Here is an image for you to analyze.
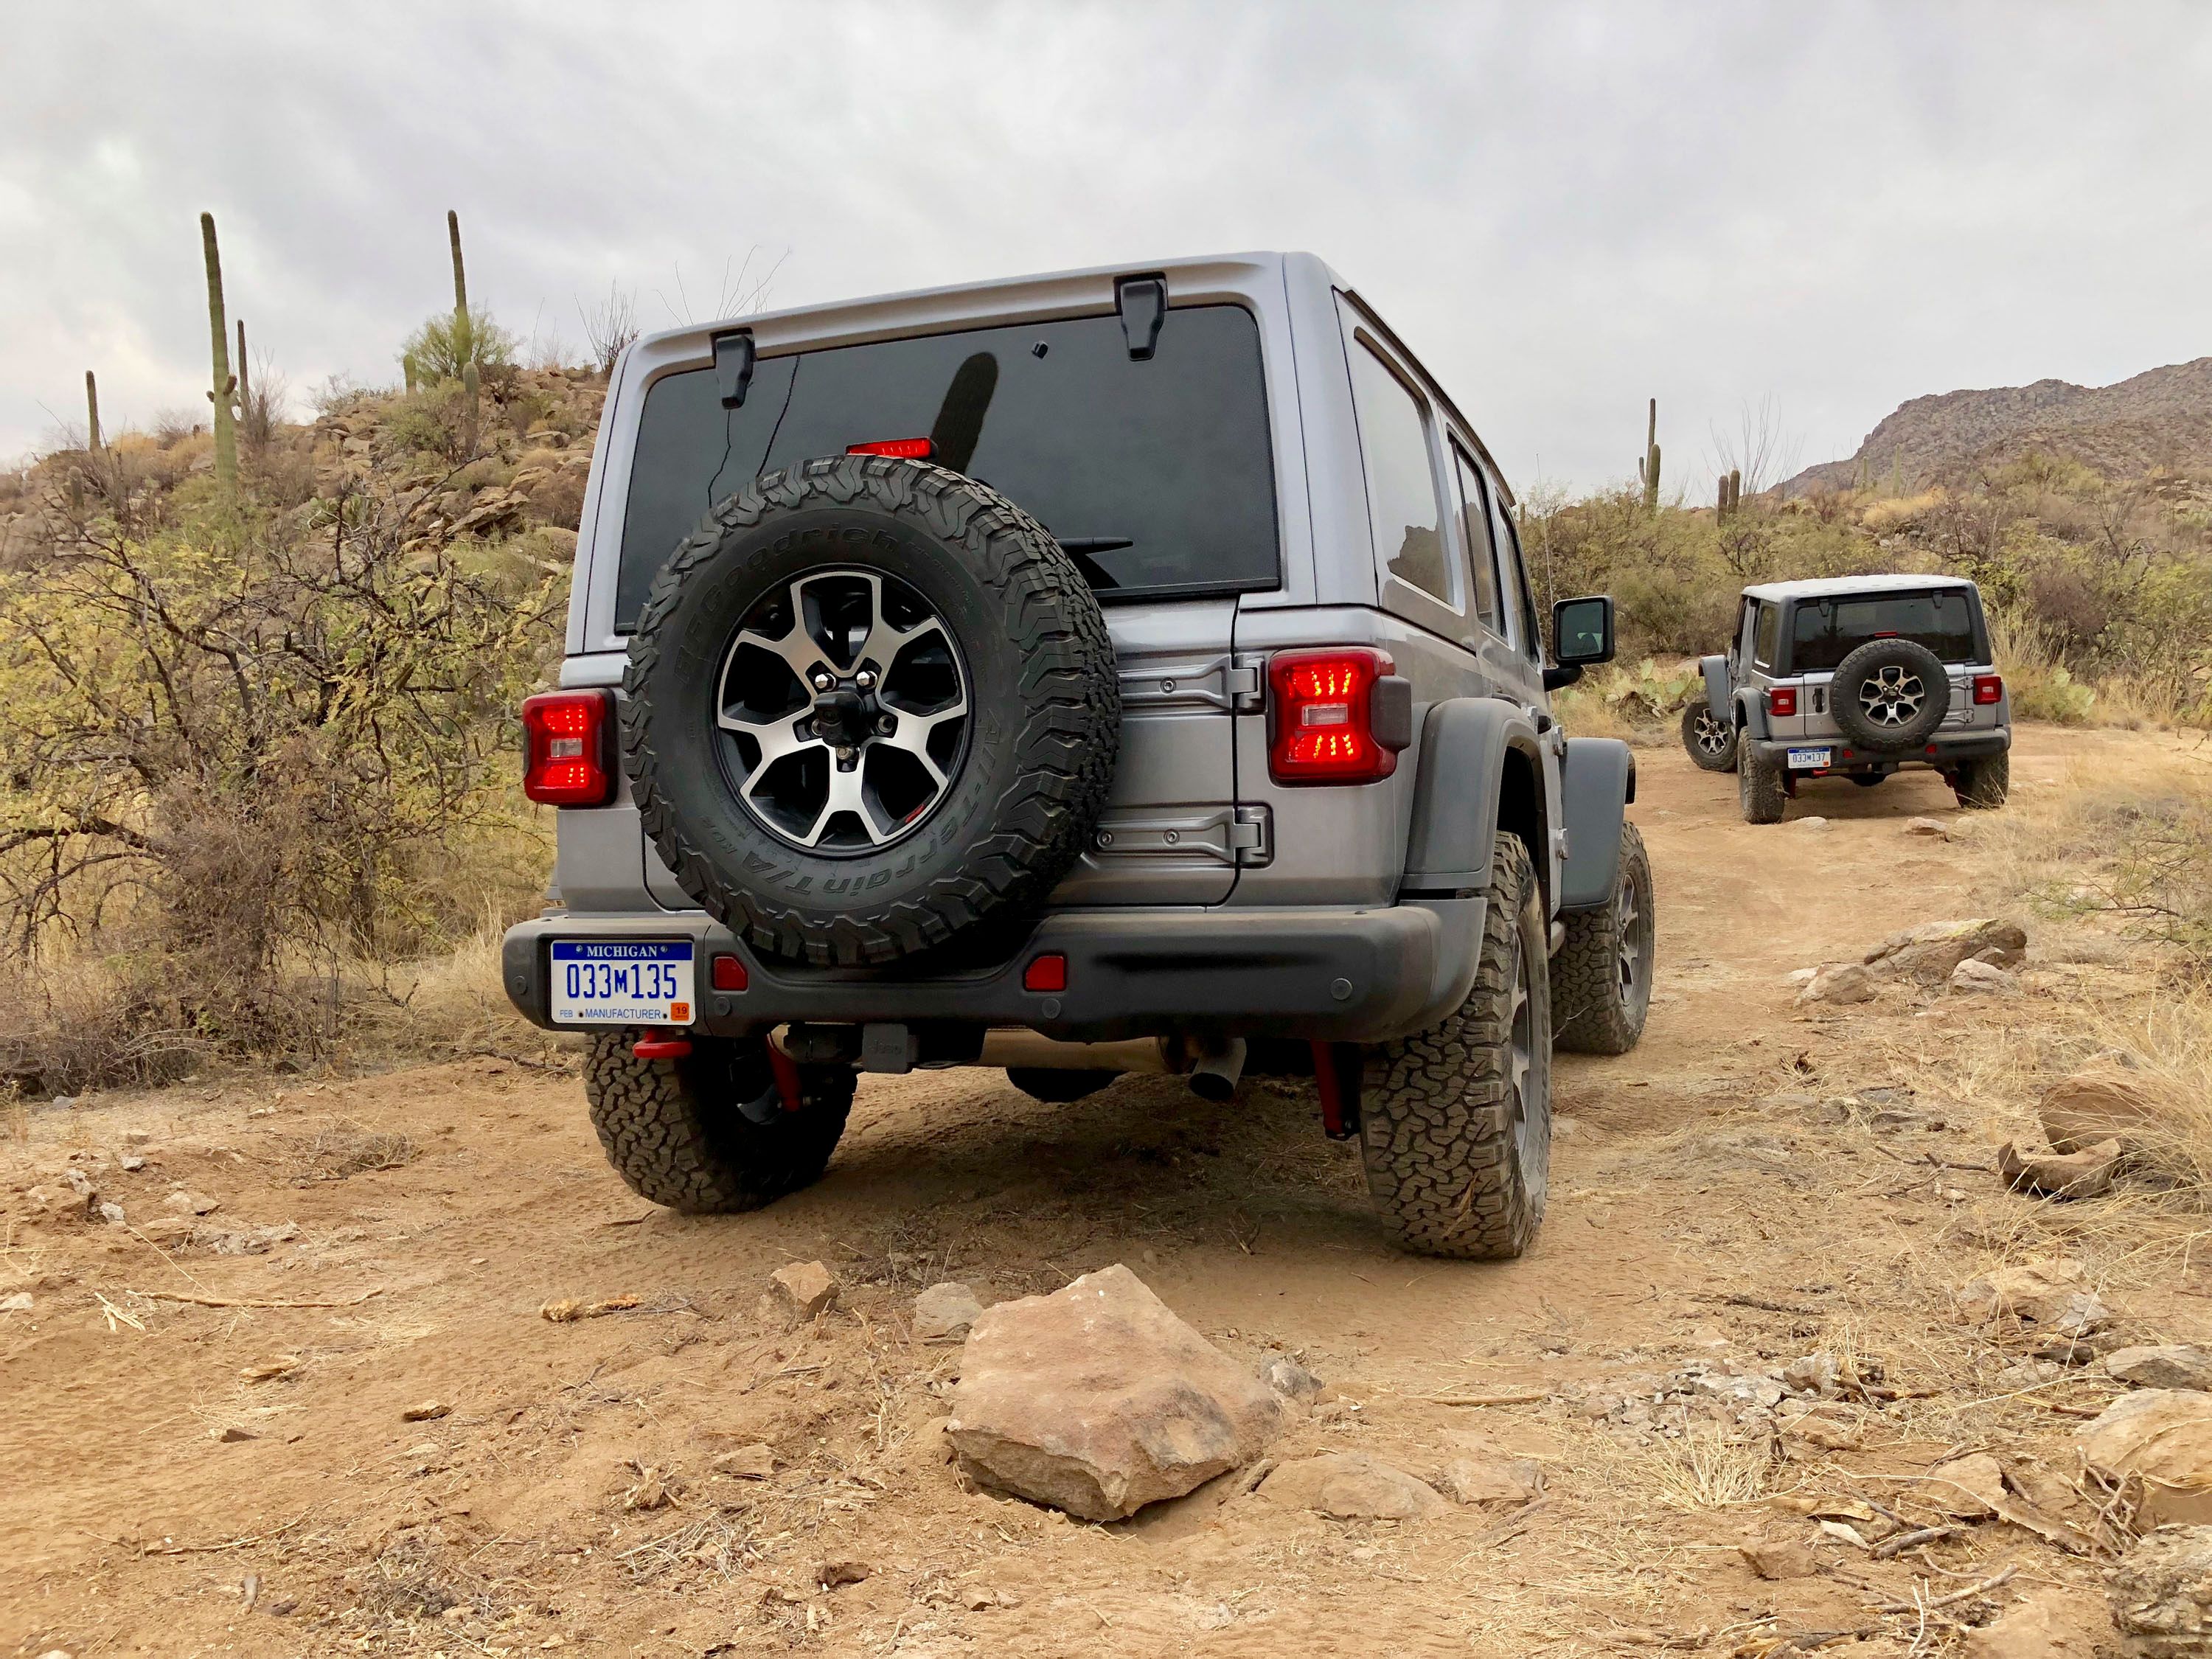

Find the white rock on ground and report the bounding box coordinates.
[1436,1453,1541,1506]
[945,1264,1282,1520]
[1792,816,1831,832]
[1951,957,2023,996]
[1795,962,1876,1006]
[2079,1391,2212,1526]
[2108,1346,2212,1393]
[770,1260,838,1323]
[2110,1526,2212,1655]
[1863,918,2027,984]
[1904,816,1952,839]
[1259,1354,1324,1401]
[1258,1453,1447,1520]
[913,1281,985,1342]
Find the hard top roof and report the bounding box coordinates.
[1743,573,1979,603]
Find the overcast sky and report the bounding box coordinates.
[7,2,2209,493]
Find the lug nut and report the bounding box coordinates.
[855,669,876,689]
[876,715,896,734]
[837,745,856,762]
[812,671,833,691]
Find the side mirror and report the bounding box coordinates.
[1544,595,1615,691]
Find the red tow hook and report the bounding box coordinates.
[1312,1040,1360,1140]
[631,1032,692,1060]
[766,1040,804,1113]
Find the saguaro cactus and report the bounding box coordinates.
[235,319,251,414]
[1717,468,1742,518]
[1638,397,1661,512]
[448,209,479,441]
[201,212,238,501]
[85,370,102,454]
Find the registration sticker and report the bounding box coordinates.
[1785,747,1832,771]
[549,940,696,1026]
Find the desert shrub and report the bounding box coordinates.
[382,382,479,460]
[401,306,518,383]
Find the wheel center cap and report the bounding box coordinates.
[811,684,873,746]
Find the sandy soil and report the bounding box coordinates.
[3,726,2196,1658]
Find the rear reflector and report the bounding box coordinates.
[1973,674,2003,706]
[632,1034,692,1060]
[1766,686,1798,719]
[846,437,933,459]
[1267,649,1399,784]
[522,689,616,807]
[1023,954,1068,993]
[710,953,748,992]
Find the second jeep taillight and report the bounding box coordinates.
[1766,686,1798,719]
[1267,649,1407,785]
[1973,674,2004,706]
[522,689,616,807]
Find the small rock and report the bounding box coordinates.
[1783,1352,1840,1396]
[712,1442,776,1480]
[211,1425,260,1443]
[2110,1525,2212,1654]
[770,1260,838,1324]
[1784,967,1819,986]
[122,1130,151,1145]
[1259,1354,1324,1402]
[0,1291,32,1313]
[1960,1589,2098,1659]
[1865,918,2028,984]
[1738,1537,1818,1580]
[1436,1454,1541,1506]
[1999,1138,2121,1199]
[97,1202,125,1226]
[2041,1069,2163,1157]
[945,1264,1282,1520]
[1951,958,2023,996]
[118,1154,145,1172]
[401,1401,452,1422]
[1904,816,1952,840]
[815,1559,870,1589]
[1955,1259,2113,1332]
[1924,1452,2007,1519]
[135,1217,195,1245]
[2080,1391,2212,1526]
[623,1467,673,1511]
[2109,1346,2212,1393]
[1792,816,1832,832]
[164,1190,219,1217]
[1259,1453,1447,1521]
[912,1281,984,1342]
[65,1168,94,1197]
[1795,962,1876,1007]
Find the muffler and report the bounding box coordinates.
[976,1032,1175,1074]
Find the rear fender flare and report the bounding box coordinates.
[1736,687,1770,740]
[1402,698,1548,907]
[1559,737,1634,911]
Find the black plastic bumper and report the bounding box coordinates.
[502,900,1484,1046]
[1750,726,2009,773]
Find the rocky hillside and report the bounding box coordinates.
[1782,356,2212,495]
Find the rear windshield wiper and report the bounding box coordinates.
[1056,537,1131,591]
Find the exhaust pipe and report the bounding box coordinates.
[1186,1037,1247,1102]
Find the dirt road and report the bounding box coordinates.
[2,726,2185,1656]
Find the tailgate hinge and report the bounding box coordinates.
[1227,657,1265,710]
[1231,805,1273,866]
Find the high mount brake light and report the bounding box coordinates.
[846,437,934,459]
[522,689,616,807]
[1973,674,2004,706]
[1268,649,1398,785]
[1767,686,1798,718]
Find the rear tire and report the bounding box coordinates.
[1953,751,2011,810]
[1005,1068,1117,1103]
[1359,835,1551,1260]
[1739,745,1787,824]
[1680,704,1739,772]
[583,1034,854,1214]
[1551,823,1655,1055]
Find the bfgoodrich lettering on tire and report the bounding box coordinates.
[622,454,1120,967]
[1359,835,1551,1260]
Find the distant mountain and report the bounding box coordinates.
[1779,357,2212,495]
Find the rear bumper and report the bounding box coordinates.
[502,899,1485,1046]
[1750,726,2009,773]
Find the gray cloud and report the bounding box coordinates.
[5,1,2209,491]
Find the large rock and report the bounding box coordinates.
[1258,1453,1447,1521]
[1436,1453,1541,1506]
[1864,918,2027,984]
[2041,1070,2164,1156]
[1955,1259,2115,1335]
[1960,1589,2104,1659]
[2109,1346,2212,1393]
[944,1265,1282,1520]
[1998,1138,2121,1199]
[2110,1526,2212,1656]
[2078,1391,2212,1526]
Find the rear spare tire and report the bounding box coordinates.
[1829,639,1950,752]
[624,456,1120,965]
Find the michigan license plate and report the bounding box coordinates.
[1786,747,1832,771]
[549,940,695,1026]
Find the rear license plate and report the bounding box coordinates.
[549,940,695,1026]
[1786,747,1832,771]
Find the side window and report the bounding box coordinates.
[1450,444,1503,633]
[1753,602,1781,668]
[1485,479,1539,659]
[1345,339,1453,606]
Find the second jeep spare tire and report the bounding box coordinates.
[1829,636,1950,751]
[624,454,1120,966]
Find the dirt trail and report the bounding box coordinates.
[1,726,2189,1657]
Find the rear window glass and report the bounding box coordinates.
[1787,591,1980,671]
[613,305,1279,629]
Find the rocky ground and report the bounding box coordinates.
[5,724,2210,1658]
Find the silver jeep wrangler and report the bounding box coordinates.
[501,252,1650,1259]
[1682,574,2012,821]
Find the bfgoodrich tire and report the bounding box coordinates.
[583,1033,854,1214]
[623,455,1120,966]
[1953,751,2010,810]
[1551,822,1655,1055]
[1739,745,1787,824]
[1830,638,1951,752]
[1359,835,1551,1260]
[1681,703,1739,772]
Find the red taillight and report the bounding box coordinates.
[1023,954,1068,993]
[846,437,933,459]
[522,689,615,807]
[1766,686,1798,719]
[1267,649,1397,785]
[1973,674,2003,706]
[710,953,748,992]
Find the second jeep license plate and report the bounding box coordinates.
[550,940,695,1026]
[1786,747,1832,771]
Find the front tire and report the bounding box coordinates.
[1953,751,2010,809]
[1360,835,1551,1260]
[1551,823,1655,1055]
[1680,704,1739,772]
[584,1034,854,1214]
[1739,746,1787,824]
